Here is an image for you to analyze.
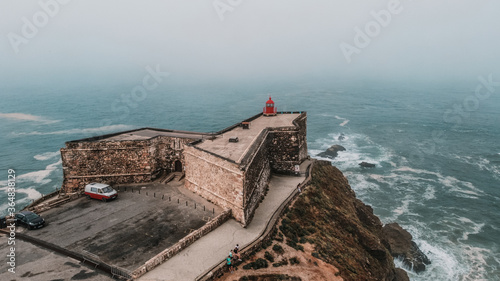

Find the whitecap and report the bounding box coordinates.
[454,154,500,179]
[11,124,135,136]
[423,186,436,200]
[34,151,60,161]
[343,172,381,194]
[334,115,350,127]
[394,166,483,197]
[408,240,465,281]
[394,166,442,178]
[318,113,334,117]
[0,112,60,124]
[455,217,484,242]
[339,120,349,126]
[16,187,43,201]
[17,159,62,184]
[460,246,490,281]
[384,197,412,221]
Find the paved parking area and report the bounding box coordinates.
[23,180,222,271]
[0,236,114,281]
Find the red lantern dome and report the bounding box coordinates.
[263,97,277,116]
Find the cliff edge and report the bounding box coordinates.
[218,161,412,281]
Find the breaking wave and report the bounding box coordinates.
[311,130,498,281]
[17,159,62,185]
[335,115,350,126]
[34,151,60,161]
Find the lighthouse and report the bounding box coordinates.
[263,97,277,116]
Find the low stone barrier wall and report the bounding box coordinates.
[0,229,132,280]
[22,189,82,214]
[196,160,315,281]
[131,209,232,279]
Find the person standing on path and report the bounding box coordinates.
[234,244,242,261]
[226,255,234,273]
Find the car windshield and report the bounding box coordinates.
[102,186,113,193]
[25,213,39,220]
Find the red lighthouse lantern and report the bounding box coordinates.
[263,97,277,116]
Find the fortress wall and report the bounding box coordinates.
[268,128,301,173]
[242,132,272,226]
[183,146,246,223]
[149,136,195,173]
[61,140,153,192]
[61,136,197,192]
[267,112,308,173]
[294,113,308,161]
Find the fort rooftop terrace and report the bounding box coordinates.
[195,113,301,163]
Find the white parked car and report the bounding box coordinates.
[84,183,118,202]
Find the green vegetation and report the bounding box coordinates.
[289,257,300,265]
[264,251,274,262]
[272,244,284,255]
[242,258,268,270]
[274,231,284,242]
[272,257,288,267]
[261,238,273,250]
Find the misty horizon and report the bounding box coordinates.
[1,0,499,88]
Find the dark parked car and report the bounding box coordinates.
[15,211,45,230]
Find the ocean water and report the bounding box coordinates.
[1,78,499,280]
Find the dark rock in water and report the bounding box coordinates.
[394,268,411,281]
[338,133,345,141]
[318,144,346,159]
[359,162,376,168]
[382,223,431,273]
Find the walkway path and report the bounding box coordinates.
[138,172,306,281]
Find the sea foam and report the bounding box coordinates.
[17,159,62,185]
[34,151,60,161]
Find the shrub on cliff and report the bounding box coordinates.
[243,258,268,270]
[264,251,275,262]
[272,244,284,255]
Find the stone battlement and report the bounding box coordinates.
[60,112,307,226]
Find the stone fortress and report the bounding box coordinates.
[60,98,307,226]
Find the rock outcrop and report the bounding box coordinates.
[277,161,409,281]
[318,145,346,159]
[218,161,426,281]
[382,223,431,273]
[359,162,376,168]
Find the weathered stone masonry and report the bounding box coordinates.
[268,113,307,173]
[60,112,307,227]
[60,128,204,192]
[183,112,307,226]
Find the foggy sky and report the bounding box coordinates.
[1,0,499,86]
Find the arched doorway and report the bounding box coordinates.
[174,160,183,172]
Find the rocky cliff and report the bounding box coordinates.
[219,161,420,281]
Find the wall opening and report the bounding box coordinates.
[174,160,183,172]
